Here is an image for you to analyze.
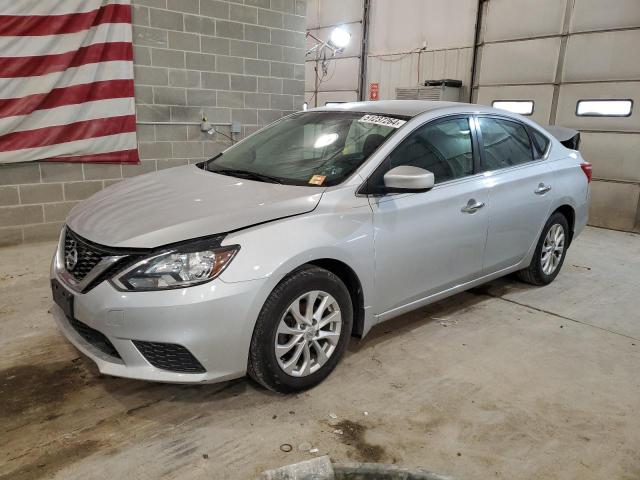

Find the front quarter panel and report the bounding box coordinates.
[219,184,376,331]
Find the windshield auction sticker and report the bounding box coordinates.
[358,114,406,129]
[309,175,326,185]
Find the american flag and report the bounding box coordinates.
[0,0,139,164]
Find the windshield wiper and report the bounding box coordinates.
[198,153,222,171]
[213,168,284,184]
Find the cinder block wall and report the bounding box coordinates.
[0,0,306,246]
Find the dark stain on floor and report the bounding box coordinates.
[0,440,103,480]
[333,420,386,462]
[0,358,93,418]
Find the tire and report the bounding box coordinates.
[517,212,570,286]
[248,265,353,393]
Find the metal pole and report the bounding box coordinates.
[358,0,371,101]
[314,58,319,107]
[469,0,484,103]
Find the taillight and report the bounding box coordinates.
[580,162,592,183]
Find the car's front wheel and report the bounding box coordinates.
[248,265,353,393]
[518,212,570,286]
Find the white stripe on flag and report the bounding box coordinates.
[0,22,132,58]
[0,0,129,16]
[0,98,136,135]
[0,60,133,100]
[0,132,137,164]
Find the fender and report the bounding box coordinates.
[220,184,377,335]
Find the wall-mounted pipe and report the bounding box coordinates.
[469,0,485,103]
[358,0,371,101]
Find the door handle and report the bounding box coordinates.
[461,199,485,214]
[534,183,552,195]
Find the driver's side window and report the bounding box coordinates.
[388,117,474,184]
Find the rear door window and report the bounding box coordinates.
[529,128,550,159]
[477,117,534,171]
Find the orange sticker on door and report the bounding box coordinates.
[309,175,326,185]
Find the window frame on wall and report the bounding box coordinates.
[491,100,535,116]
[575,99,633,118]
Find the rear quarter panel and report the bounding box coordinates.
[547,147,590,238]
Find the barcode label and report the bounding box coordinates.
[358,114,407,129]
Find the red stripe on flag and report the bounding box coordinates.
[0,79,135,119]
[0,115,137,152]
[0,4,131,37]
[0,42,133,78]
[46,148,139,164]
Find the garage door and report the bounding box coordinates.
[473,0,640,232]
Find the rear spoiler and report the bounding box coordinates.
[541,125,580,150]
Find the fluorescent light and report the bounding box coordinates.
[303,102,308,111]
[492,101,534,115]
[314,133,339,148]
[328,27,351,50]
[576,99,632,117]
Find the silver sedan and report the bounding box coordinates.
[50,100,591,392]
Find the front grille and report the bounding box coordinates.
[68,317,121,359]
[64,229,109,282]
[133,341,206,373]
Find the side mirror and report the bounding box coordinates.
[383,166,434,192]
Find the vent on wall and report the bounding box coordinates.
[396,79,462,102]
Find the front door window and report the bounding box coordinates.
[367,117,475,192]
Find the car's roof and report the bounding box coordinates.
[312,100,497,118]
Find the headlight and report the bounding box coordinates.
[111,243,239,291]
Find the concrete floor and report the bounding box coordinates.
[1,226,639,480]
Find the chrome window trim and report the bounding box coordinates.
[368,117,552,200]
[472,157,548,177]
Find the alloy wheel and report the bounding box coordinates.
[274,290,342,377]
[541,223,565,275]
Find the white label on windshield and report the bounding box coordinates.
[358,114,406,129]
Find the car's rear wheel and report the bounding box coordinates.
[248,265,353,393]
[517,212,569,286]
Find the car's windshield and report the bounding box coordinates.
[201,111,406,186]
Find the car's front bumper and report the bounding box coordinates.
[50,262,269,384]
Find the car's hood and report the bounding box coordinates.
[67,165,323,248]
